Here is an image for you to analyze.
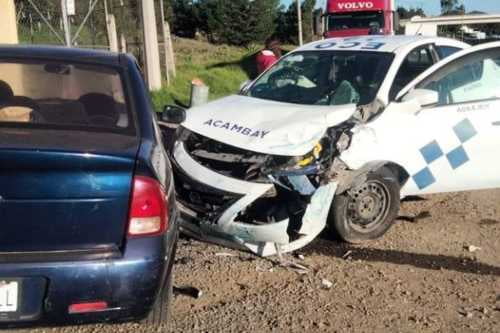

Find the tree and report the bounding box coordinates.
[196,0,280,46]
[251,0,280,42]
[202,0,251,45]
[171,0,199,38]
[440,0,466,36]
[397,6,425,20]
[301,0,316,43]
[274,1,317,45]
[441,0,465,16]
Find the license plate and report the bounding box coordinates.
[0,281,18,313]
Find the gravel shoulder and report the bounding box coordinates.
[11,190,500,333]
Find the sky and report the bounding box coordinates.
[281,0,500,16]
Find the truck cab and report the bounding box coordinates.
[325,0,397,37]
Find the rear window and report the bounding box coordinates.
[0,60,133,133]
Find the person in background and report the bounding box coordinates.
[368,22,382,35]
[256,37,282,74]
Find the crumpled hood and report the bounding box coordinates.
[181,95,356,156]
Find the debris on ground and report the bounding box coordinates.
[175,257,194,265]
[294,253,306,261]
[174,286,203,299]
[239,256,257,262]
[281,261,310,275]
[479,219,500,226]
[478,307,488,315]
[401,195,427,202]
[256,264,274,273]
[398,211,432,223]
[342,250,353,260]
[458,309,474,318]
[321,279,334,289]
[464,245,482,253]
[215,252,237,257]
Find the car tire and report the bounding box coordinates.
[329,167,400,243]
[142,269,173,326]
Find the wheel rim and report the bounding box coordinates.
[345,179,391,233]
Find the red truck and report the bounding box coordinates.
[325,0,398,37]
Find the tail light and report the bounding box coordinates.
[69,301,108,314]
[128,176,169,237]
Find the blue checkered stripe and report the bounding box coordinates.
[412,118,478,190]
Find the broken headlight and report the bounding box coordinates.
[336,132,351,152]
[263,142,323,177]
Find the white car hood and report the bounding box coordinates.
[181,95,356,156]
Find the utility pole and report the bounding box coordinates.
[159,0,170,84]
[141,0,162,91]
[297,0,303,46]
[0,0,18,44]
[104,0,119,52]
[61,0,71,46]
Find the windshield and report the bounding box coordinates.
[247,51,394,106]
[328,11,385,31]
[0,60,133,133]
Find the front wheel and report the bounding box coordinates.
[329,167,400,243]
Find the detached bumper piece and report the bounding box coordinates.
[173,141,337,256]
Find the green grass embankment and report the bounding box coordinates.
[152,38,258,111]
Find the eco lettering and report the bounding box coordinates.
[338,2,374,10]
[203,119,271,139]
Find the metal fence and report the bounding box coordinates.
[15,0,174,85]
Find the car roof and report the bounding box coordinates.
[0,44,122,66]
[295,35,469,54]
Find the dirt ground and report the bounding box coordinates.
[15,189,500,333]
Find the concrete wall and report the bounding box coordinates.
[0,0,19,44]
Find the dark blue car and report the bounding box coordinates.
[0,45,178,327]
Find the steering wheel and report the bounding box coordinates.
[268,67,301,88]
[0,96,44,123]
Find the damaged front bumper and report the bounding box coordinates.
[172,141,337,257]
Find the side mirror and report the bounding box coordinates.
[239,80,252,93]
[402,89,439,108]
[161,105,186,124]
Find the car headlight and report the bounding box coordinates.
[264,142,323,176]
[296,142,323,167]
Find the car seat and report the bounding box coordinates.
[79,93,119,127]
[0,80,14,103]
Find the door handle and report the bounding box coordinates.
[493,121,500,126]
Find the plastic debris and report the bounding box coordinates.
[174,286,203,299]
[215,252,237,257]
[342,250,353,259]
[465,245,481,253]
[321,279,333,289]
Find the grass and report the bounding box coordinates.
[151,38,260,112]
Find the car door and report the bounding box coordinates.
[400,44,500,194]
[342,42,500,196]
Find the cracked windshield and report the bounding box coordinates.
[248,51,394,106]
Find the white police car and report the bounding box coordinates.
[167,36,500,256]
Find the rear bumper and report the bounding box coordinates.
[0,214,179,328]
